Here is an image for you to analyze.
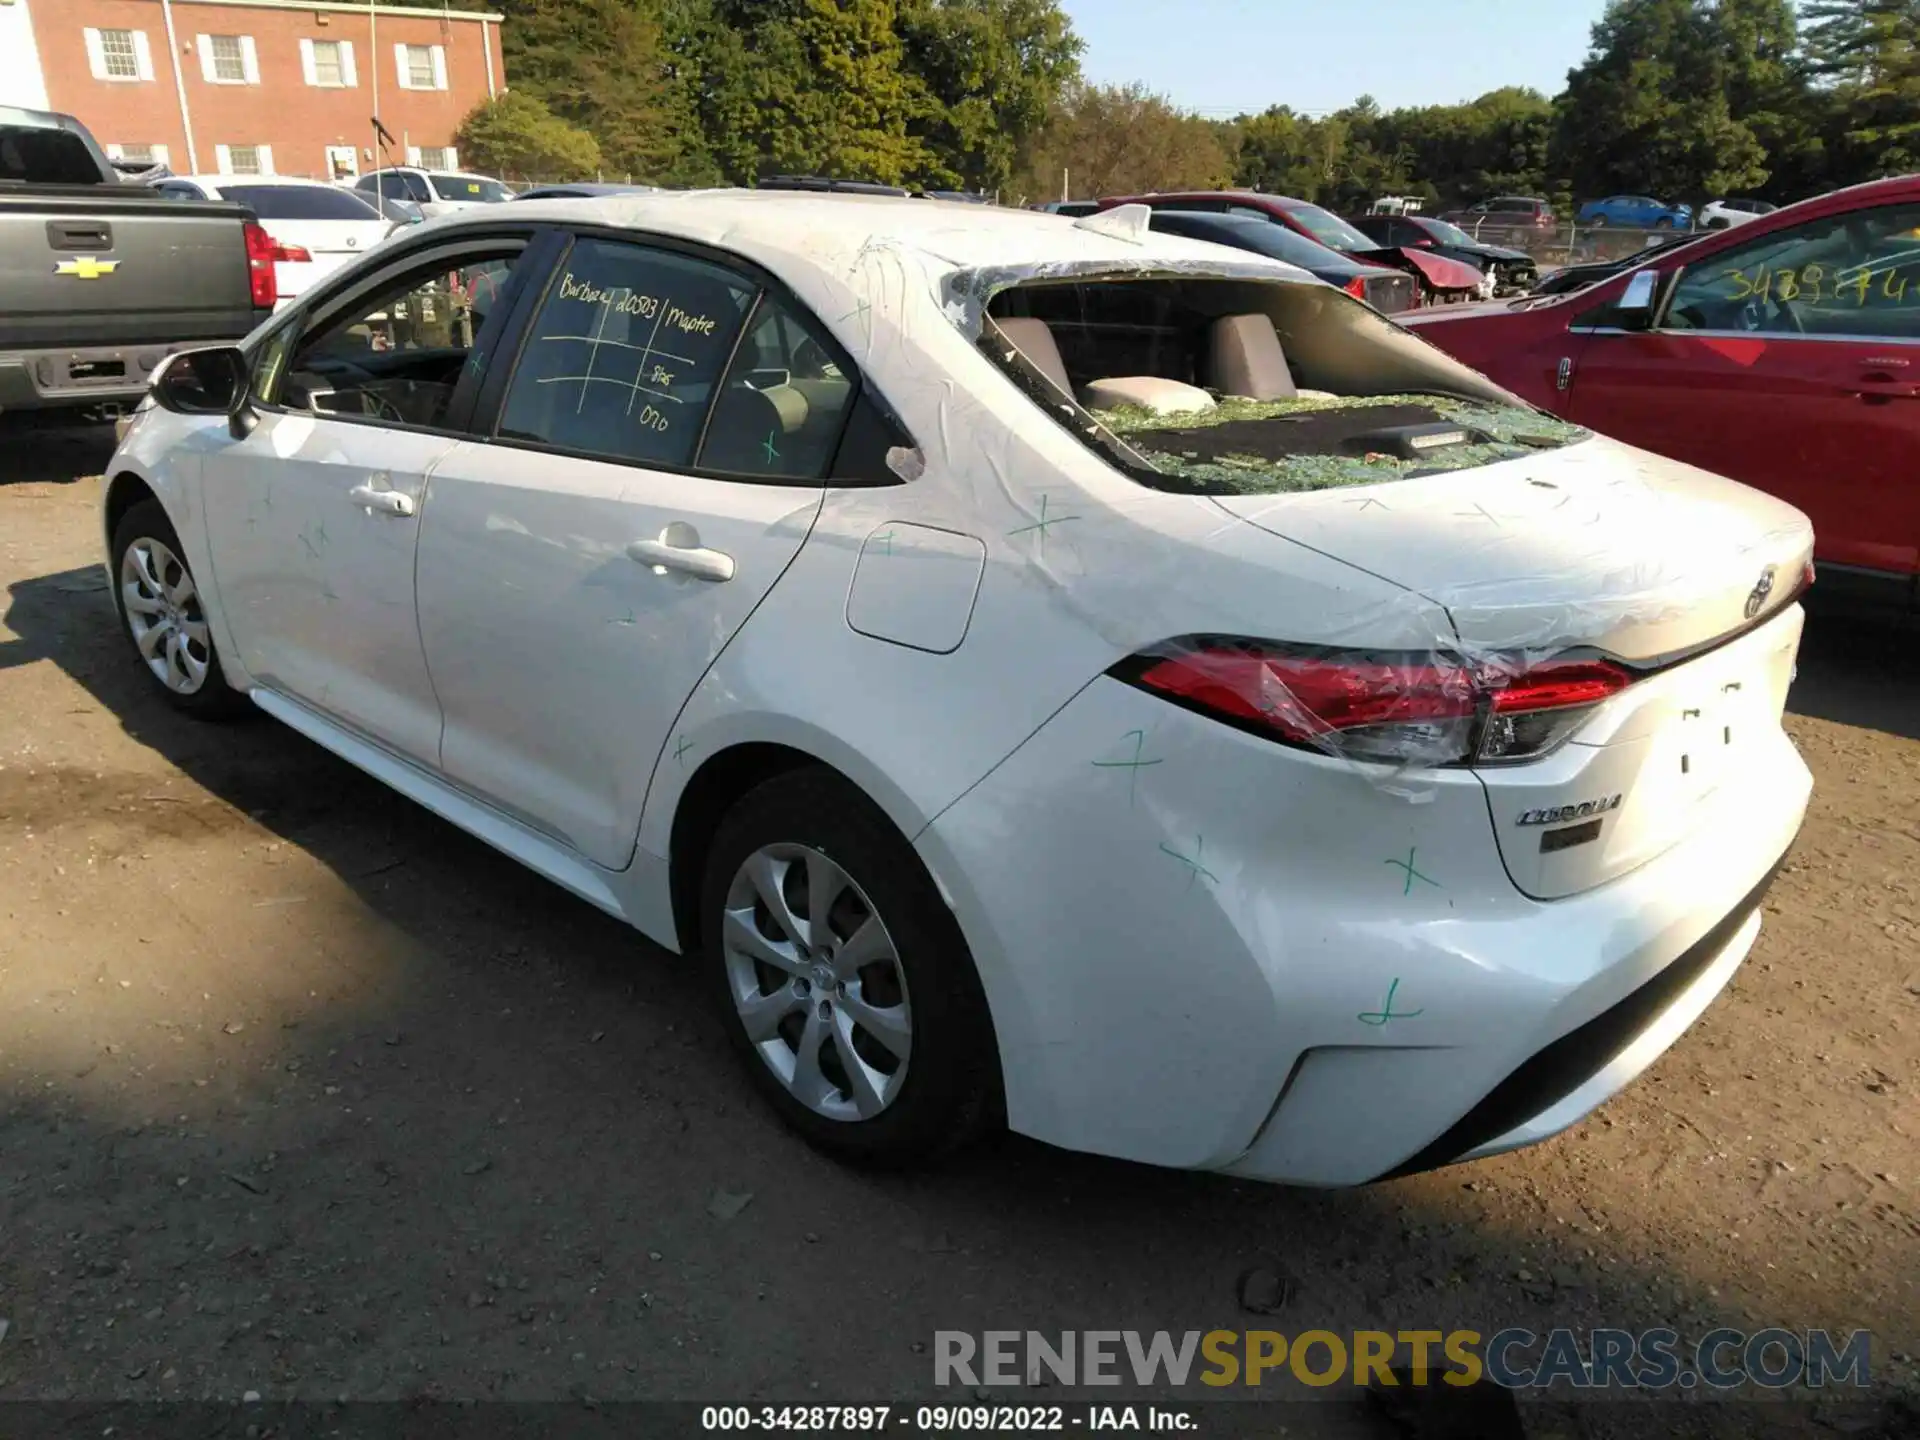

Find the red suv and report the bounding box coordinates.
[1405,175,1920,601]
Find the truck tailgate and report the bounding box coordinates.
[0,187,262,350]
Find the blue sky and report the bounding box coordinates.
[1067,0,1611,116]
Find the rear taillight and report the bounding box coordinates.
[1121,641,1634,767]
[242,220,279,309]
[1343,276,1370,302]
[273,241,313,263]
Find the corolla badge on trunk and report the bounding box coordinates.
[1517,795,1623,826]
[1744,565,1777,620]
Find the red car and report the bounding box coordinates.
[1099,191,1486,303]
[1405,174,1920,599]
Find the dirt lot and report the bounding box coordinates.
[1,425,1916,1435]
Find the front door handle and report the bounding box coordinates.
[348,483,416,517]
[627,531,735,582]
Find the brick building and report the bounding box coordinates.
[0,0,505,180]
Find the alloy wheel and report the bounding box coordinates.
[121,537,211,695]
[721,842,912,1122]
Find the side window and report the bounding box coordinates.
[268,249,521,429]
[404,173,433,204]
[697,292,856,479]
[497,237,755,468]
[1665,202,1920,339]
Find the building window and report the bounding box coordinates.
[216,144,273,176]
[100,29,139,78]
[84,27,154,82]
[396,43,446,90]
[210,36,246,82]
[313,40,344,85]
[302,38,357,88]
[198,34,260,85]
[106,144,171,169]
[417,146,457,171]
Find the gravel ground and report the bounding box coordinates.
[1,425,1915,1437]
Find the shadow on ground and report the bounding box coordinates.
[0,551,1912,1437]
[0,419,118,487]
[1790,598,1920,743]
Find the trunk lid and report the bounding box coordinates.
[1211,435,1811,664]
[1214,436,1813,899]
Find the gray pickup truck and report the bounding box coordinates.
[0,106,269,419]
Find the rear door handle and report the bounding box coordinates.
[627,534,735,582]
[1857,371,1920,401]
[347,482,416,517]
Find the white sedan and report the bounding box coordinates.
[153,175,395,308]
[99,194,1813,1183]
[1699,198,1780,230]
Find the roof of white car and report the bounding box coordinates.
[169,174,341,188]
[438,189,1309,283]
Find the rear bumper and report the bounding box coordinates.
[918,668,1811,1187]
[1,342,191,413]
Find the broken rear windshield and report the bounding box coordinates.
[977,272,1590,496]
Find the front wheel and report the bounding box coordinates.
[701,767,999,1165]
[110,497,250,719]
[1655,217,1675,230]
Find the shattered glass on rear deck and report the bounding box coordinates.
[1091,394,1593,496]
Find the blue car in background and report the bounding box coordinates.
[1577,194,1693,229]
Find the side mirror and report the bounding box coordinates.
[1616,269,1659,328]
[150,345,255,435]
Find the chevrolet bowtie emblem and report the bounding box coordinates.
[55,256,120,279]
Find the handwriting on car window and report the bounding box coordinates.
[1721,261,1917,306]
[530,269,728,436]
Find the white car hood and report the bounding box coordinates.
[1210,436,1814,662]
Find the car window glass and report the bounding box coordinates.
[404,173,433,204]
[0,124,103,183]
[697,292,855,479]
[497,237,756,469]
[271,251,520,428]
[429,173,511,203]
[1666,202,1920,339]
[218,184,382,221]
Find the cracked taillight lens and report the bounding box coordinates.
[1121,642,1633,767]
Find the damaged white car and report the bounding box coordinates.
[101,195,1812,1183]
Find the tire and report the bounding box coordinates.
[700,766,999,1166]
[1655,217,1674,230]
[110,497,250,720]
[1589,215,1608,228]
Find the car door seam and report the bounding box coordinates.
[627,485,831,867]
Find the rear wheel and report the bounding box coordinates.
[110,497,249,719]
[1589,215,1608,228]
[700,767,998,1165]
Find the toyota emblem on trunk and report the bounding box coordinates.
[1745,566,1777,620]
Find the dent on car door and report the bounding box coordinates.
[198,238,533,759]
[413,234,852,868]
[1567,201,1920,575]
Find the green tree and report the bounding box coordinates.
[497,0,701,182]
[454,92,602,181]
[1803,1,1920,178]
[900,0,1083,194]
[1014,82,1233,200]
[710,0,943,186]
[1553,0,1768,204]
